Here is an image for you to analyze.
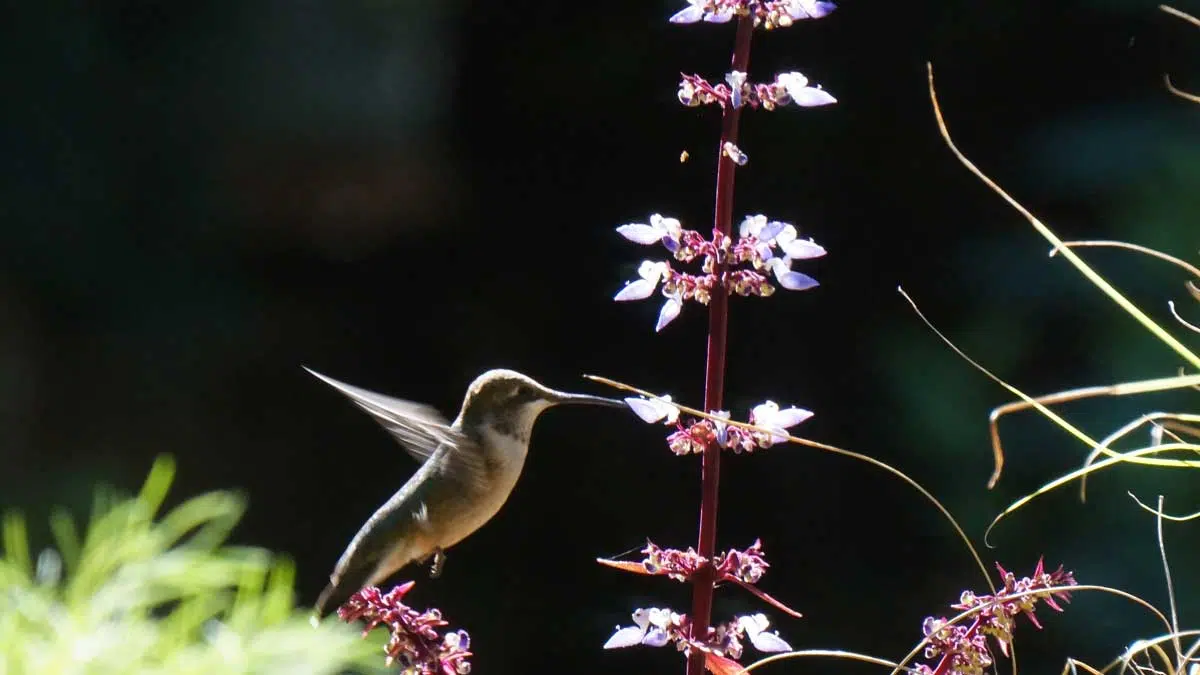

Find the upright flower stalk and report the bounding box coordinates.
[606,1,837,673]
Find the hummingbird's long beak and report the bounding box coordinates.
[545,389,626,408]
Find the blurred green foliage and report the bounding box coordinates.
[0,456,383,675]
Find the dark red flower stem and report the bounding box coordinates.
[685,14,755,675]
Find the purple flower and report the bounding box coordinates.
[337,583,472,674]
[604,608,685,649]
[776,71,837,107]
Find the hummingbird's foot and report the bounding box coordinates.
[429,548,446,579]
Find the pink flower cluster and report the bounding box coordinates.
[338,582,472,675]
[635,539,769,584]
[599,539,802,619]
[915,559,1076,675]
[615,214,825,332]
[669,0,836,29]
[679,71,836,110]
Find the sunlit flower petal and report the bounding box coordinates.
[669,1,705,23]
[774,224,798,247]
[656,296,682,332]
[749,630,792,653]
[739,214,768,238]
[781,238,826,259]
[757,220,786,243]
[617,223,665,245]
[649,214,683,240]
[737,613,771,635]
[772,407,814,428]
[776,72,809,91]
[648,608,672,628]
[614,279,657,301]
[624,395,680,424]
[791,87,837,107]
[787,0,836,19]
[638,260,668,281]
[604,626,648,649]
[776,269,819,291]
[768,257,819,291]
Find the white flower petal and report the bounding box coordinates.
[774,224,798,247]
[738,613,771,636]
[749,630,792,653]
[781,238,826,259]
[776,269,819,291]
[614,278,657,301]
[633,608,652,630]
[604,626,648,649]
[637,260,668,281]
[750,401,780,424]
[772,407,814,428]
[789,0,836,19]
[791,87,837,107]
[617,223,666,245]
[777,72,809,90]
[739,214,767,238]
[655,297,682,332]
[662,404,680,425]
[669,3,705,23]
[625,397,666,423]
[624,396,680,425]
[649,214,682,239]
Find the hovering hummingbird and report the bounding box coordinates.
[305,367,625,619]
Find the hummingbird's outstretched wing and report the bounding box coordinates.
[303,367,489,486]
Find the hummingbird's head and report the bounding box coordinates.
[459,369,624,441]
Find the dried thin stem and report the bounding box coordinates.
[1159,4,1200,28]
[1047,240,1200,282]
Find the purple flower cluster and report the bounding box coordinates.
[615,214,825,331]
[624,393,813,454]
[679,71,837,110]
[338,582,472,675]
[669,0,836,29]
[915,559,1076,675]
[629,539,769,585]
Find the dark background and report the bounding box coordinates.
[3,0,1198,672]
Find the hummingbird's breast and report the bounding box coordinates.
[433,425,530,550]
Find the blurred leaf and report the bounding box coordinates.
[0,454,382,674]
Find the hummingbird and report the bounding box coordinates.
[305,366,625,619]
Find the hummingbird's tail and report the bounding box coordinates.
[313,574,366,620]
[312,537,420,620]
